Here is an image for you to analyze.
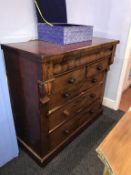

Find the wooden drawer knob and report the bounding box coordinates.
[89,93,96,98]
[89,109,95,115]
[76,108,83,114]
[62,92,70,98]
[63,129,70,135]
[63,110,70,116]
[68,78,76,84]
[91,78,97,83]
[96,64,103,71]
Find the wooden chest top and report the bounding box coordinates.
[1,37,119,62]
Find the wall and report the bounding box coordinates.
[66,0,111,32]
[0,50,18,166]
[0,0,37,43]
[103,0,131,101]
[0,0,37,166]
[66,0,131,107]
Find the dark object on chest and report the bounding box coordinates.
[36,0,67,23]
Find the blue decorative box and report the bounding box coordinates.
[38,23,93,45]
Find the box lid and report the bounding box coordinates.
[35,0,67,23]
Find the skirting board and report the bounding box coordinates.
[102,97,118,110]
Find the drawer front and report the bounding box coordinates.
[49,114,79,149]
[49,71,106,109]
[51,48,112,76]
[78,100,102,126]
[49,100,102,149]
[49,83,104,131]
[52,67,85,95]
[86,58,109,77]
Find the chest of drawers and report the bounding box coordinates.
[1,37,119,165]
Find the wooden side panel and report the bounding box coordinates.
[3,49,43,155]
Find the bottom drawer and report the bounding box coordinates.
[49,100,102,149]
[78,100,102,126]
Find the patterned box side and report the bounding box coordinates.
[38,23,93,45]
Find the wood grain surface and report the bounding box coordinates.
[97,108,131,175]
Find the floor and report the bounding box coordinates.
[0,107,124,175]
[119,87,131,112]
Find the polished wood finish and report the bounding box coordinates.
[48,83,103,131]
[97,109,131,175]
[1,37,119,165]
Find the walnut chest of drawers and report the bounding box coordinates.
[1,37,119,165]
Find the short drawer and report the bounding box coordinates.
[48,83,104,132]
[49,71,106,109]
[86,58,109,77]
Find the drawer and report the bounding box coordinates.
[49,83,104,132]
[49,113,79,149]
[50,48,112,76]
[86,58,109,77]
[52,67,85,95]
[49,100,102,149]
[78,100,102,126]
[49,71,106,109]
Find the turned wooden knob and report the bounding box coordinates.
[96,64,103,71]
[68,78,76,84]
[90,93,96,98]
[89,110,94,115]
[64,129,70,134]
[91,78,97,83]
[63,92,70,98]
[63,110,70,116]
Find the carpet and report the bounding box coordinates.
[0,107,124,175]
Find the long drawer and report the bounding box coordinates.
[48,83,104,132]
[48,48,113,76]
[49,100,102,149]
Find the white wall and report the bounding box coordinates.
[66,0,111,33]
[0,0,37,166]
[0,49,18,167]
[104,0,131,100]
[66,0,131,106]
[0,0,37,43]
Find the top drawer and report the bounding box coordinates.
[86,58,109,77]
[42,47,113,78]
